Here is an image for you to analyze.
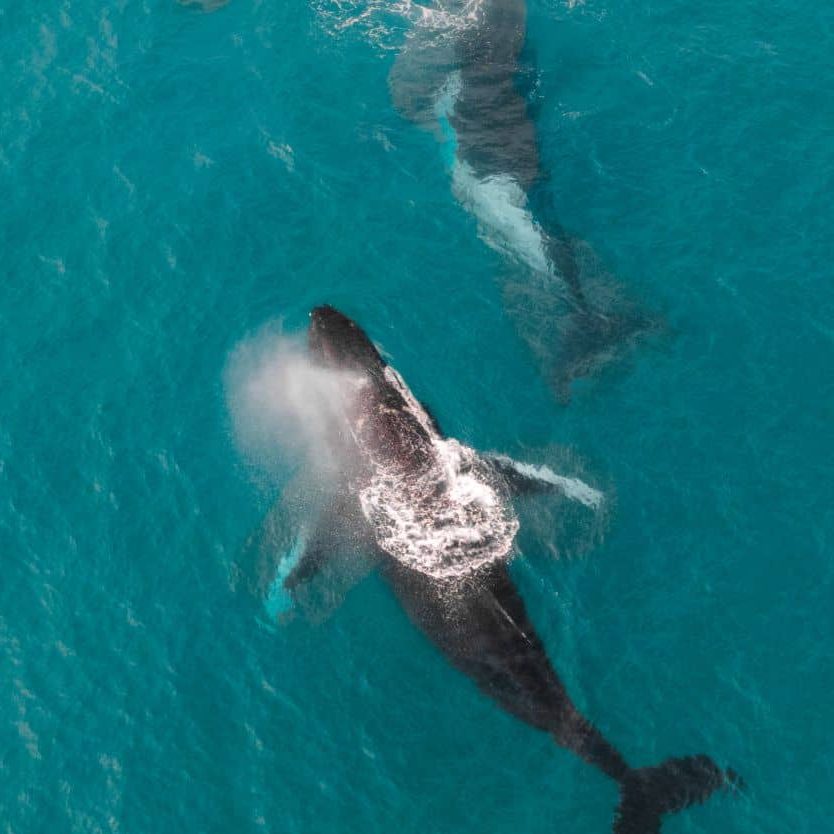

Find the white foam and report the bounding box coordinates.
[359,438,518,579]
[402,0,486,30]
[359,367,518,579]
[313,0,486,48]
[226,328,548,582]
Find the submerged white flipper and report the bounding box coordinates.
[390,36,459,130]
[488,454,604,510]
[240,481,379,624]
[263,530,306,620]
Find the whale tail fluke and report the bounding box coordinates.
[551,308,656,404]
[613,755,741,834]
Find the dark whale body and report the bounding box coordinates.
[452,0,538,187]
[384,557,630,776]
[277,306,738,833]
[389,0,652,400]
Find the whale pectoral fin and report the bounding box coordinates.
[282,493,363,590]
[486,454,605,510]
[283,535,329,591]
[388,36,457,129]
[551,306,661,405]
[242,486,378,624]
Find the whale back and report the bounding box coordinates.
[354,366,519,579]
[307,306,518,580]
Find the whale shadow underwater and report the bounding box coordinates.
[388,0,658,402]
[246,306,740,834]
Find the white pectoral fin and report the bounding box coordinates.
[246,487,381,625]
[488,454,605,510]
[389,36,458,128]
[263,529,306,620]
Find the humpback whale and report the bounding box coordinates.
[262,305,738,833]
[388,0,653,400]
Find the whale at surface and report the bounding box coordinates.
[388,0,654,400]
[250,305,740,834]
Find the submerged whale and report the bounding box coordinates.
[388,0,652,400]
[265,305,738,833]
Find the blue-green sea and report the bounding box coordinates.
[2,1,833,832]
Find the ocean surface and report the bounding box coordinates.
[2,1,833,832]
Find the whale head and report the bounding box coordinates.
[309,306,385,375]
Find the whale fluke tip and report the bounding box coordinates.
[551,308,660,403]
[613,755,737,834]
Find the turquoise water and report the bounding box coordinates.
[2,1,833,832]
